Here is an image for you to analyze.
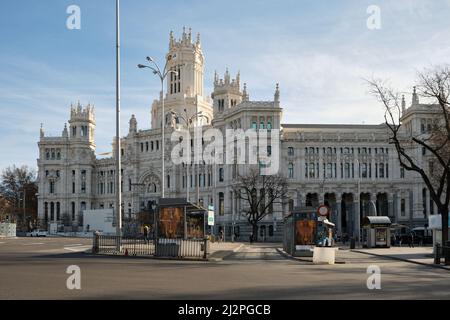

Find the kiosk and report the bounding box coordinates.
[283,207,318,257]
[362,216,391,248]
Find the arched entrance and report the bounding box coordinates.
[376,193,388,216]
[341,193,354,236]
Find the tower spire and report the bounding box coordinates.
[401,94,406,113]
[196,32,201,47]
[243,83,249,101]
[274,83,280,103]
[412,86,419,105]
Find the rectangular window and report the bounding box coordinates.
[219,193,225,216]
[401,199,406,216]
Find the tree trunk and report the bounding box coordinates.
[252,223,258,242]
[441,208,448,246]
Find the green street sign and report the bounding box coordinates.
[208,210,215,226]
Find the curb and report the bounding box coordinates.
[275,248,313,263]
[352,250,450,271]
[208,243,245,262]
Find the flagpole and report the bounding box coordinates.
[115,0,122,248]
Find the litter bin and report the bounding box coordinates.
[445,241,450,265]
[350,237,356,249]
[434,243,441,264]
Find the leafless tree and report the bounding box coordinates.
[367,66,450,251]
[233,167,288,242]
[0,165,37,229]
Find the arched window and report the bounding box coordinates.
[327,163,333,178]
[288,163,294,178]
[288,199,294,212]
[345,163,351,179]
[260,122,265,129]
[219,167,224,182]
[56,202,60,220]
[267,122,272,130]
[50,202,54,221]
[269,225,274,237]
[81,202,86,214]
[219,192,225,215]
[44,202,48,221]
[309,162,315,178]
[379,163,385,178]
[71,202,76,220]
[148,183,157,193]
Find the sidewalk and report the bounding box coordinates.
[353,246,450,270]
[208,242,244,261]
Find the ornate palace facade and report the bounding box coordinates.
[37,28,435,240]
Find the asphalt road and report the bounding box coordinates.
[0,237,449,300]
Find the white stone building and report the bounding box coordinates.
[37,28,437,240]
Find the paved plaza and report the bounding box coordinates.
[0,237,449,299]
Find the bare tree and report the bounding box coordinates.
[233,167,288,242]
[368,66,450,252]
[0,166,37,229]
[0,196,12,222]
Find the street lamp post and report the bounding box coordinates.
[355,158,361,247]
[138,58,178,200]
[19,189,26,231]
[170,109,204,204]
[115,0,122,251]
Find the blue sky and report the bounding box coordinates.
[1,0,450,172]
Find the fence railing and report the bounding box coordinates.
[434,243,450,265]
[93,234,208,259]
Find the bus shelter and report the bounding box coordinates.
[157,198,207,240]
[283,207,318,257]
[362,216,391,248]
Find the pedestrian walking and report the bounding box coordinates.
[409,232,415,248]
[249,232,254,244]
[143,225,149,244]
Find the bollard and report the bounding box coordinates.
[350,237,356,249]
[434,243,441,265]
[92,231,100,254]
[203,237,208,260]
[445,241,450,266]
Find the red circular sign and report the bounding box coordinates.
[317,205,330,217]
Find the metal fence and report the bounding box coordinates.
[434,243,450,265]
[93,234,208,259]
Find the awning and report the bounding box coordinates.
[362,216,392,228]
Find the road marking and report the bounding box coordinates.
[0,242,6,244]
[64,245,91,252]
[23,242,45,246]
[64,244,83,247]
